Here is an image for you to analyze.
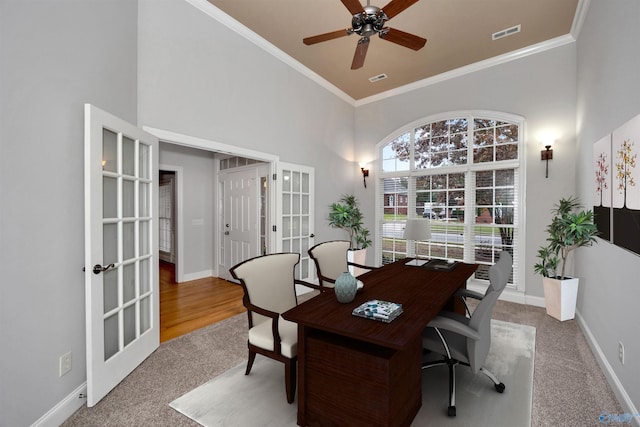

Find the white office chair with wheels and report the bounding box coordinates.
[421,251,512,417]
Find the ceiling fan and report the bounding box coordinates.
[303,0,427,70]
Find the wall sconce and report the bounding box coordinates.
[359,163,369,188]
[540,140,554,178]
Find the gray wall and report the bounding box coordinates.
[0,1,138,425]
[159,143,216,278]
[354,43,578,295]
[138,0,356,244]
[575,0,640,411]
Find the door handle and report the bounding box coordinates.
[310,233,315,238]
[92,263,115,275]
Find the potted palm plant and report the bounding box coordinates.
[534,196,599,321]
[328,194,372,275]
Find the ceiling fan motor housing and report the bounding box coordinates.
[351,5,388,37]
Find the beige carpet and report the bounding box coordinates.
[61,300,624,427]
[170,319,536,426]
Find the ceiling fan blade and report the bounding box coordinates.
[351,37,370,70]
[303,29,350,45]
[380,0,419,19]
[341,0,365,16]
[380,27,426,50]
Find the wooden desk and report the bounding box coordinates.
[283,259,478,427]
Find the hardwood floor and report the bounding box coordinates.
[160,261,246,343]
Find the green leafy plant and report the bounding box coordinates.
[328,194,371,250]
[534,196,599,279]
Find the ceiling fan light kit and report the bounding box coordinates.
[303,0,427,70]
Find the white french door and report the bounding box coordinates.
[84,104,159,406]
[218,167,260,281]
[276,162,315,282]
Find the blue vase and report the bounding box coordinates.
[335,271,357,303]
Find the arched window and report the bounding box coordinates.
[376,111,523,288]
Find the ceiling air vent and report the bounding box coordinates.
[369,73,388,83]
[492,24,521,41]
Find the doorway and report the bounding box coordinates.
[159,170,176,264]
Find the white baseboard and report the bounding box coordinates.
[575,311,640,427]
[467,284,546,308]
[181,269,214,282]
[31,383,86,427]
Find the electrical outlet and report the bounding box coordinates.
[618,342,625,365]
[59,352,72,377]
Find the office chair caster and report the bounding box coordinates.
[448,406,456,417]
[495,382,505,393]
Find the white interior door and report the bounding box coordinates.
[218,167,260,280]
[276,162,315,283]
[84,104,159,406]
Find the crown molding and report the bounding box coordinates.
[570,0,591,40]
[355,34,576,106]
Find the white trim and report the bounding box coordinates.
[159,164,185,282]
[576,311,640,427]
[144,127,280,163]
[182,269,215,282]
[570,0,591,40]
[466,283,546,307]
[183,0,355,105]
[356,34,575,106]
[31,383,87,427]
[183,0,579,107]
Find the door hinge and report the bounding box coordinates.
[272,225,277,232]
[272,173,277,180]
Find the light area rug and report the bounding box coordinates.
[170,319,536,426]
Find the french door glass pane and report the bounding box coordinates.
[104,314,118,360]
[283,194,290,214]
[292,172,300,192]
[123,263,135,303]
[123,179,134,217]
[103,223,117,265]
[140,296,151,333]
[103,269,118,313]
[123,305,136,347]
[139,220,150,256]
[139,182,150,217]
[139,143,150,179]
[140,258,150,294]
[102,129,117,173]
[292,194,300,214]
[103,177,117,218]
[123,137,135,176]
[123,222,135,260]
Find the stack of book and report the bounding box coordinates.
[352,299,403,323]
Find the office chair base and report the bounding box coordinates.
[422,358,505,417]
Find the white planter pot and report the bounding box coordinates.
[347,248,367,277]
[542,276,579,321]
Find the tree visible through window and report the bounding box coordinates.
[377,113,522,286]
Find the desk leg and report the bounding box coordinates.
[296,325,307,426]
